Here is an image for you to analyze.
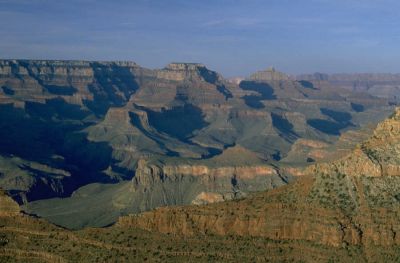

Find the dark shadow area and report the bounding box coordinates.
[0,103,59,160]
[198,67,219,83]
[298,80,317,90]
[15,61,138,117]
[26,98,90,121]
[45,85,77,96]
[110,164,134,178]
[309,108,354,136]
[17,62,77,97]
[320,108,352,123]
[271,113,297,140]
[202,147,224,158]
[242,95,265,109]
[307,119,348,135]
[0,102,109,170]
[272,151,281,161]
[175,85,189,102]
[16,61,40,81]
[240,81,276,109]
[1,85,14,95]
[47,98,91,120]
[131,105,223,158]
[84,62,140,116]
[60,133,113,179]
[16,165,67,201]
[83,97,111,117]
[216,85,233,100]
[129,111,179,157]
[145,104,209,140]
[231,176,238,187]
[240,81,277,99]
[351,102,365,112]
[0,103,116,202]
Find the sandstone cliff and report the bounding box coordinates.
[0,59,394,229]
[118,107,400,251]
[0,189,367,262]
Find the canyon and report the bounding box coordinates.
[116,107,400,260]
[1,107,400,262]
[0,59,395,228]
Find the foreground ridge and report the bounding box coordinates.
[117,107,400,260]
[0,186,386,262]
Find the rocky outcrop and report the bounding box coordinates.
[0,60,144,109]
[309,108,400,178]
[0,190,20,216]
[0,189,367,263]
[118,107,400,249]
[283,126,375,163]
[248,67,290,81]
[131,158,289,202]
[22,157,292,229]
[117,176,360,247]
[191,192,225,205]
[134,158,277,181]
[155,63,221,83]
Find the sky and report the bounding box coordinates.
[0,0,399,77]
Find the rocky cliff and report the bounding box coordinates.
[0,189,368,262]
[118,108,400,252]
[23,156,292,229]
[0,59,394,229]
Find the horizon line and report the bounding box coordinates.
[1,58,400,77]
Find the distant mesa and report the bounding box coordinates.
[157,62,220,83]
[164,62,206,71]
[296,72,400,100]
[248,66,290,82]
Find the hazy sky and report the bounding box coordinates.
[0,0,399,77]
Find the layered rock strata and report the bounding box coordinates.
[118,108,400,249]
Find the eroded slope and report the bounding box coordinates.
[118,108,400,261]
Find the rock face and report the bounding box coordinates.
[118,177,350,247]
[118,107,400,250]
[23,157,291,229]
[0,190,20,217]
[0,190,371,262]
[130,158,288,201]
[297,72,400,101]
[156,63,221,82]
[0,59,394,228]
[248,67,290,81]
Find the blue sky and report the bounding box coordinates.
[0,0,399,76]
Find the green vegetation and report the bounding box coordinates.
[308,171,359,215]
